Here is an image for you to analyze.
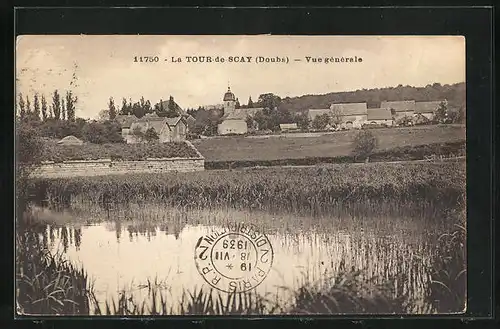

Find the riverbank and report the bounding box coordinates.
[27,160,465,217]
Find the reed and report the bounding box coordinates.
[426,222,466,313]
[29,161,465,217]
[16,228,92,315]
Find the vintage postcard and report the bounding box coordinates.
[15,35,466,316]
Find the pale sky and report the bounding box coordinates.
[16,35,465,119]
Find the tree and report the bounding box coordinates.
[433,101,448,124]
[32,94,40,121]
[41,95,48,121]
[61,98,66,121]
[25,96,31,117]
[247,96,254,108]
[130,125,145,143]
[18,93,26,119]
[330,106,343,127]
[132,102,146,118]
[82,120,123,144]
[16,121,43,165]
[65,90,77,121]
[16,120,44,213]
[257,93,281,111]
[352,130,377,163]
[120,97,130,115]
[311,113,330,130]
[144,127,159,143]
[52,90,62,120]
[235,98,241,109]
[98,109,110,122]
[144,100,153,114]
[166,96,180,118]
[245,115,255,130]
[108,97,117,120]
[295,112,310,131]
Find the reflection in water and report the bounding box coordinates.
[36,206,439,314]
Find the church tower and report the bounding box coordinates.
[223,86,236,113]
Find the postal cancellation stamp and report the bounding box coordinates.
[194,223,274,293]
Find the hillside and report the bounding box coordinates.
[279,82,465,113]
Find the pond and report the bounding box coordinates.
[30,205,447,314]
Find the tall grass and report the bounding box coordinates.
[28,161,465,218]
[427,223,466,313]
[16,227,91,315]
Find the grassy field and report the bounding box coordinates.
[192,125,466,162]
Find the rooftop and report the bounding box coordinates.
[367,108,393,121]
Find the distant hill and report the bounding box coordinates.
[279,82,465,113]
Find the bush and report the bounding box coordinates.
[351,130,377,162]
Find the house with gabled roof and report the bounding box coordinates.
[367,108,394,126]
[415,100,446,121]
[380,100,416,120]
[118,113,187,144]
[308,102,368,129]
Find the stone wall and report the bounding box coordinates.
[33,157,205,178]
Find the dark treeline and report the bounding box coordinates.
[281,82,466,112]
[112,95,182,119]
[17,90,123,144]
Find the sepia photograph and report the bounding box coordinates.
[15,35,466,316]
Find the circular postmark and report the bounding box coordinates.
[194,223,274,293]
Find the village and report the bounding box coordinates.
[15,35,468,317]
[102,86,451,145]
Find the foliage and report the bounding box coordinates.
[247,96,254,108]
[311,113,331,130]
[16,120,44,165]
[330,106,343,127]
[280,82,465,114]
[18,93,26,119]
[32,161,465,216]
[256,93,282,111]
[32,94,41,122]
[82,120,124,144]
[433,102,449,124]
[51,90,62,120]
[294,112,310,131]
[16,227,91,315]
[191,107,223,136]
[288,271,408,314]
[40,140,199,162]
[41,95,48,122]
[252,107,294,132]
[144,127,160,143]
[427,224,466,313]
[352,130,377,162]
[108,97,117,120]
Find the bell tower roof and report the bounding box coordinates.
[223,87,236,101]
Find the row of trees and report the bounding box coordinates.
[101,96,182,120]
[18,90,78,123]
[17,89,125,143]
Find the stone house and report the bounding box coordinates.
[308,102,368,129]
[366,108,394,126]
[119,113,187,144]
[415,100,445,121]
[380,100,416,121]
